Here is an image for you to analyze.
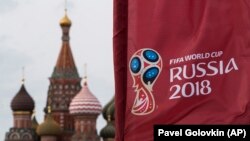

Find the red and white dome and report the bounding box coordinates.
[69,82,102,115]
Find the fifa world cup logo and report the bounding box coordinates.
[129,48,162,115]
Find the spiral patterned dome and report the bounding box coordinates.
[69,82,102,115]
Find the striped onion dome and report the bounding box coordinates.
[69,81,102,115]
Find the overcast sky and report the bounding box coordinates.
[0,0,114,140]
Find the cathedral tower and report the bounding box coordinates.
[5,78,38,141]
[69,68,102,141]
[44,11,81,141]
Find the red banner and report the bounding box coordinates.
[114,0,250,140]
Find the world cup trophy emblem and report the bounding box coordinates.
[129,48,162,115]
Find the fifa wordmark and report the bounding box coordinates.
[169,51,239,100]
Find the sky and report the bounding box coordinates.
[0,0,114,140]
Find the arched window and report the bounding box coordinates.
[22,133,32,140]
[10,133,20,140]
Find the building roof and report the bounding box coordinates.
[51,42,79,79]
[36,113,62,136]
[107,100,115,121]
[60,13,72,26]
[69,81,102,115]
[100,111,115,139]
[100,121,115,139]
[51,13,80,80]
[11,84,35,112]
[100,96,115,139]
[102,96,114,120]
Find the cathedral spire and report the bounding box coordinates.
[64,0,68,13]
[51,7,80,79]
[60,0,71,27]
[45,4,82,140]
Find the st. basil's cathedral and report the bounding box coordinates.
[4,11,115,141]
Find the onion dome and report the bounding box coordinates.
[100,115,115,139]
[108,101,115,121]
[60,13,71,26]
[102,97,114,120]
[69,81,102,115]
[37,107,62,136]
[100,97,115,139]
[11,84,35,112]
[32,115,39,130]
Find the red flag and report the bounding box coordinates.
[114,0,250,140]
